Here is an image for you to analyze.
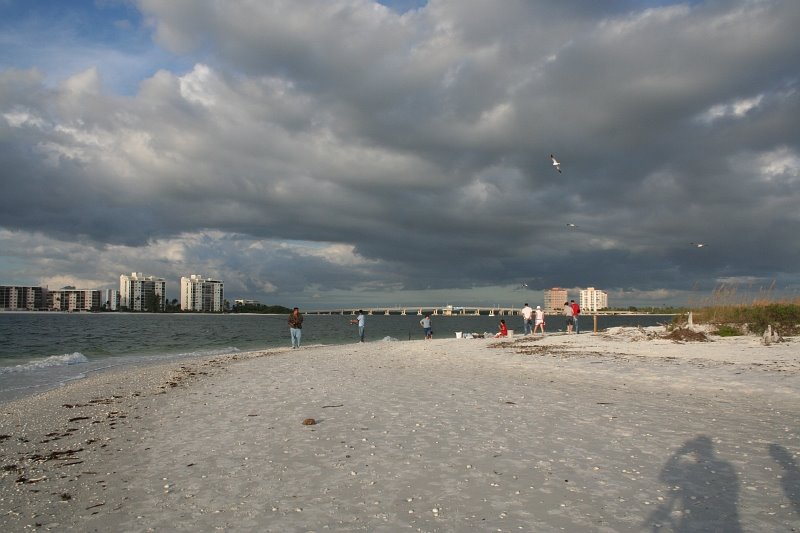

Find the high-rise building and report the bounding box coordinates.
[119,273,166,311]
[0,286,47,310]
[580,287,608,312]
[543,287,568,313]
[180,275,224,312]
[103,289,120,311]
[47,289,102,312]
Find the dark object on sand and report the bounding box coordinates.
[662,328,709,342]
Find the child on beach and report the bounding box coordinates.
[533,305,546,336]
[494,319,509,338]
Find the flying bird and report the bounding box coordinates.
[690,242,707,248]
[550,154,561,173]
[566,223,578,228]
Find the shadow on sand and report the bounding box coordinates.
[645,435,741,532]
[769,443,800,517]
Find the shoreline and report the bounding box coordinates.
[1,329,798,531]
[0,314,673,406]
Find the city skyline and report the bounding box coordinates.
[2,278,610,312]
[1,1,798,309]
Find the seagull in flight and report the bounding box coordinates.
[690,242,707,248]
[550,154,562,173]
[566,223,578,228]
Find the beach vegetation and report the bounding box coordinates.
[231,302,292,314]
[144,292,162,312]
[679,282,800,335]
[606,306,689,314]
[713,324,743,337]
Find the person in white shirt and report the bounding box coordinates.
[521,303,533,335]
[533,305,546,336]
[350,310,366,342]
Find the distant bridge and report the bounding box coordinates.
[304,305,521,317]
[303,307,646,317]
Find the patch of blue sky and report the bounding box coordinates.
[623,0,704,8]
[0,0,189,95]
[376,0,428,14]
[375,0,698,14]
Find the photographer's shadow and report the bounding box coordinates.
[769,443,800,516]
[646,435,741,532]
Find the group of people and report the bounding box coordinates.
[289,301,582,347]
[519,303,547,336]
[289,307,367,348]
[562,299,581,334]
[288,308,431,348]
[513,300,581,337]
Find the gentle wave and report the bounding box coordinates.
[0,352,89,374]
[173,347,241,358]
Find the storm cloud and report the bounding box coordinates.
[1,0,798,308]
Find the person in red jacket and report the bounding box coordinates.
[570,299,581,334]
[494,319,509,338]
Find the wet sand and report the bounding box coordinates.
[1,328,798,531]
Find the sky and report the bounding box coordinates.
[1,0,798,310]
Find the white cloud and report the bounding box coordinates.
[293,243,380,268]
[178,64,217,107]
[759,147,800,180]
[3,107,47,129]
[697,94,764,123]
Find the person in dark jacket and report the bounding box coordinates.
[288,307,303,348]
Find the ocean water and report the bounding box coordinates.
[0,311,673,403]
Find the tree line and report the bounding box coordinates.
[102,295,290,314]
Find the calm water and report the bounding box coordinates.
[0,312,673,403]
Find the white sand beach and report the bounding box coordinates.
[1,328,798,532]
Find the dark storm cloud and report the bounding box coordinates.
[0,0,798,307]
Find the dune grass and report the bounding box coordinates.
[680,283,800,335]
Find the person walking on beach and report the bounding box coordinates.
[420,314,433,339]
[570,299,581,334]
[288,307,303,348]
[351,310,366,342]
[533,305,546,336]
[494,319,509,338]
[563,301,574,334]
[521,303,533,335]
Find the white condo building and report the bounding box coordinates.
[180,275,224,312]
[47,289,102,312]
[119,273,166,311]
[579,287,608,313]
[0,286,47,310]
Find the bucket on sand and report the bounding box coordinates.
[507,329,514,337]
[455,331,463,338]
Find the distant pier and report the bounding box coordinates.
[302,307,663,317]
[304,305,520,316]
